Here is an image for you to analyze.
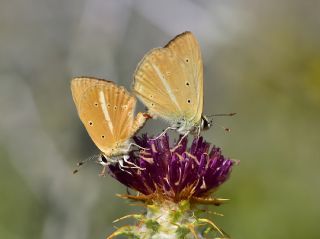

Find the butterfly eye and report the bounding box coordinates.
[89,121,93,126]
[107,104,111,108]
[101,155,107,163]
[94,102,98,107]
[185,58,189,63]
[187,99,191,104]
[185,82,190,86]
[114,106,117,110]
[101,135,105,139]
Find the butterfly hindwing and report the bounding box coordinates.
[134,49,182,119]
[133,31,203,125]
[165,32,203,122]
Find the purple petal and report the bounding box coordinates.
[108,134,234,200]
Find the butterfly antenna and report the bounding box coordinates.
[206,112,236,132]
[129,143,147,151]
[207,112,236,117]
[72,154,100,174]
[210,121,231,133]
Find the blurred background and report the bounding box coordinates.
[1,0,319,238]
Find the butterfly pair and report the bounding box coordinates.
[71,31,215,171]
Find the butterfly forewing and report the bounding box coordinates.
[133,31,203,124]
[71,78,107,109]
[71,77,141,156]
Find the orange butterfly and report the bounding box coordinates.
[133,31,234,138]
[71,77,149,175]
[133,31,207,137]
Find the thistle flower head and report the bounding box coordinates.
[107,134,234,239]
[108,134,233,202]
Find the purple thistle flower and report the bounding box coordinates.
[108,134,234,202]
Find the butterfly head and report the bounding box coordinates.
[201,115,212,131]
[98,154,110,166]
[98,153,122,166]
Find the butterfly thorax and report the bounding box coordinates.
[173,118,201,135]
[102,140,132,158]
[173,115,211,135]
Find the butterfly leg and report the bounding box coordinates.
[122,155,145,170]
[177,131,190,146]
[197,125,201,138]
[118,159,133,175]
[152,126,176,140]
[99,165,107,177]
[127,143,147,151]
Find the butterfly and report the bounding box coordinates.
[133,31,235,138]
[71,77,149,175]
